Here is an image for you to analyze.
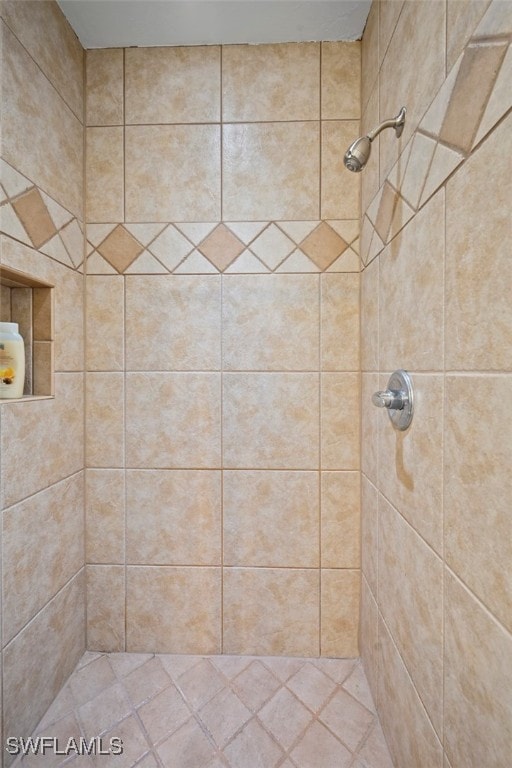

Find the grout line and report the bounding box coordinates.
[318,271,322,656]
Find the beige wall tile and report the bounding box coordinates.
[223,373,319,469]
[86,276,124,371]
[444,376,512,633]
[223,567,319,656]
[86,49,124,126]
[126,46,220,123]
[126,566,221,653]
[33,341,53,396]
[361,259,378,372]
[321,569,360,657]
[321,471,360,568]
[126,470,221,565]
[378,374,443,554]
[86,469,125,564]
[87,565,125,652]
[446,0,492,72]
[3,472,84,643]
[361,373,379,486]
[125,275,221,371]
[3,572,85,745]
[361,1,379,112]
[126,373,221,468]
[86,372,124,468]
[444,571,512,768]
[2,22,83,217]
[321,273,359,371]
[223,274,319,371]
[54,267,84,373]
[33,286,53,342]
[224,470,318,567]
[379,1,405,69]
[321,122,360,220]
[360,576,379,697]
[379,496,443,736]
[445,114,512,371]
[378,618,443,768]
[361,475,378,594]
[322,42,360,120]
[223,123,319,221]
[12,188,56,249]
[1,373,84,507]
[379,191,444,371]
[125,125,221,222]
[1,0,83,119]
[361,85,381,222]
[222,43,319,122]
[321,373,360,470]
[379,1,445,181]
[86,127,124,223]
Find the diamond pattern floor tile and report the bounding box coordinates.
[18,652,393,768]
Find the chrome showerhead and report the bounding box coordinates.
[343,106,406,173]
[344,135,372,173]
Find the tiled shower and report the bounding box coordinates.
[0,1,511,767]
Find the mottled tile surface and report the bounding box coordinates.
[15,652,393,768]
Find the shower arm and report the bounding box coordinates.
[366,107,406,142]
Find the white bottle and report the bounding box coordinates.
[0,322,25,399]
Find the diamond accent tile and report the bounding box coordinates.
[0,159,32,198]
[275,249,320,272]
[124,223,167,246]
[198,223,245,271]
[374,182,399,244]
[224,221,267,244]
[12,187,57,248]
[40,191,74,230]
[175,222,218,244]
[60,219,84,266]
[87,251,118,274]
[248,224,295,269]
[124,250,169,274]
[327,219,359,245]
[40,233,74,268]
[173,249,219,273]
[473,44,512,147]
[224,250,270,273]
[87,223,117,247]
[326,248,360,273]
[440,41,508,153]
[299,222,348,270]
[278,221,319,243]
[97,224,144,273]
[400,133,436,210]
[419,142,464,208]
[148,224,194,270]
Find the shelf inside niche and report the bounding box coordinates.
[0,265,54,401]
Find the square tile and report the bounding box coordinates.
[137,683,192,746]
[259,687,313,750]
[322,42,361,119]
[287,663,337,712]
[321,471,360,568]
[321,122,360,220]
[231,661,282,712]
[86,48,124,126]
[125,275,221,370]
[97,225,144,273]
[126,567,221,654]
[300,222,349,271]
[321,373,360,470]
[223,373,319,469]
[86,127,124,222]
[291,721,352,768]
[320,688,374,751]
[125,125,221,221]
[198,224,245,271]
[198,687,251,747]
[87,565,125,653]
[321,569,360,657]
[321,273,359,371]
[125,373,221,468]
[223,122,319,220]
[123,657,172,708]
[223,470,318,567]
[224,718,284,768]
[222,274,319,371]
[177,658,226,709]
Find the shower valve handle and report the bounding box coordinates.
[371,389,406,410]
[371,370,414,431]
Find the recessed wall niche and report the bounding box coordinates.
[0,265,54,399]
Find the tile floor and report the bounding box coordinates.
[13,652,394,768]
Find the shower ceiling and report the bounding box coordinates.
[57,0,371,48]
